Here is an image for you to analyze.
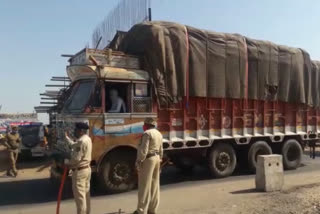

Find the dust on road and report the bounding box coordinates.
[227,183,320,214]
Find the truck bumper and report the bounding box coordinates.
[20,144,46,157]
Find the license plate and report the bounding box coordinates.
[31,147,44,156]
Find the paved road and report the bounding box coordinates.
[0,154,320,214]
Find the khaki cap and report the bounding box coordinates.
[11,125,18,129]
[144,117,157,126]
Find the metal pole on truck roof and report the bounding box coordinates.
[148,0,152,21]
[148,7,152,21]
[61,54,74,58]
[95,36,102,50]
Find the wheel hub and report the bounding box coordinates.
[287,146,299,162]
[112,163,130,183]
[216,152,231,171]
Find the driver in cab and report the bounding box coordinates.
[108,89,126,113]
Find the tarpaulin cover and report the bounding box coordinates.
[110,21,319,107]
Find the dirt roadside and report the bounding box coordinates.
[152,170,320,214]
[0,145,50,179]
[246,183,320,214]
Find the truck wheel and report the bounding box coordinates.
[282,139,302,170]
[50,165,64,185]
[50,169,61,188]
[208,143,237,178]
[248,141,272,172]
[50,167,72,199]
[98,152,137,193]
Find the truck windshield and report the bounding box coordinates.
[63,81,95,113]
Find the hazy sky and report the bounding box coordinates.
[1,0,320,122]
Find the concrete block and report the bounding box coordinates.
[255,154,284,192]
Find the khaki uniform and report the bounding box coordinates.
[136,128,163,214]
[66,134,92,214]
[3,133,21,175]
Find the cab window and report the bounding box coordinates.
[105,82,151,113]
[63,80,95,113]
[105,83,129,113]
[132,83,151,112]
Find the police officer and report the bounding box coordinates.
[134,118,163,214]
[3,125,21,177]
[65,122,92,214]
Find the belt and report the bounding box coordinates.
[72,165,89,171]
[146,152,159,159]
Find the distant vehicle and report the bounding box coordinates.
[19,122,46,157]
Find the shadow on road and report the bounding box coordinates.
[159,163,254,187]
[230,188,259,194]
[103,209,126,214]
[0,165,254,207]
[0,177,57,206]
[0,154,315,207]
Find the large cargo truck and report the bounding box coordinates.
[50,22,320,193]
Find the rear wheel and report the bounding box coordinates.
[49,167,61,187]
[208,143,237,178]
[98,151,137,193]
[282,139,302,170]
[49,166,72,198]
[248,141,272,172]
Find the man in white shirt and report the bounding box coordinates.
[65,122,92,214]
[108,89,126,113]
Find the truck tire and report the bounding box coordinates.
[248,141,272,172]
[282,139,302,170]
[208,143,237,178]
[50,169,61,188]
[98,152,137,193]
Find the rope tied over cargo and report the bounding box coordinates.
[184,25,190,109]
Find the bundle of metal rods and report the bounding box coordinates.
[92,0,151,49]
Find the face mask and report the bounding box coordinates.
[143,125,148,132]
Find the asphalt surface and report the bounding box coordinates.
[0,153,320,213]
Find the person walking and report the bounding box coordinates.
[134,118,163,214]
[65,122,92,214]
[3,125,21,177]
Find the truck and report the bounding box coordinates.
[49,22,320,193]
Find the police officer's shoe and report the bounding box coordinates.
[6,171,14,177]
[13,171,18,177]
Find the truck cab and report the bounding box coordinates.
[52,48,156,193]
